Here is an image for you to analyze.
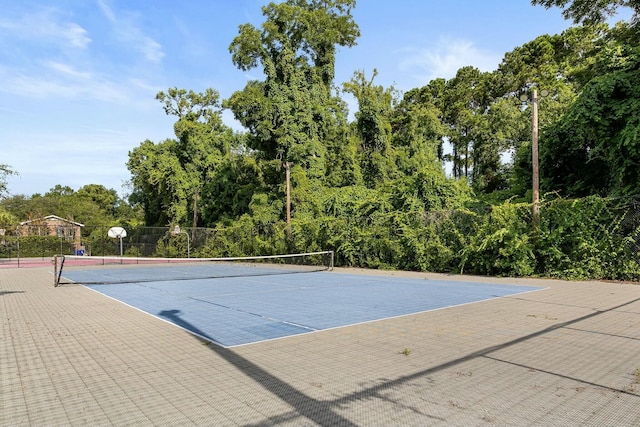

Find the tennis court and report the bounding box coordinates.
[59,260,542,347]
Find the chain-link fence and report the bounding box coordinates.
[617,197,640,268]
[0,223,288,260]
[2,196,639,278]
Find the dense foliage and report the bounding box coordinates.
[1,0,639,280]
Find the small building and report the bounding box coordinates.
[19,215,84,251]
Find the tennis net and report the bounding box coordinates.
[53,250,334,287]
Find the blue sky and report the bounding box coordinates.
[0,0,602,197]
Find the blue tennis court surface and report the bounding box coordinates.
[65,269,542,347]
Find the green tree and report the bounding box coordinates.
[0,207,18,226]
[76,184,141,226]
[42,186,114,225]
[470,97,525,193]
[77,184,119,217]
[128,88,236,226]
[200,152,264,224]
[387,79,469,212]
[227,0,360,183]
[495,19,640,198]
[0,164,16,199]
[323,97,362,187]
[532,0,639,25]
[0,194,30,221]
[492,26,610,199]
[0,185,124,226]
[442,66,491,180]
[343,69,396,188]
[392,79,447,170]
[540,60,640,197]
[127,139,188,226]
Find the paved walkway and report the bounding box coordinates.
[2,266,640,426]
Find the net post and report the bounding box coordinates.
[329,250,334,271]
[53,255,58,287]
[53,255,65,287]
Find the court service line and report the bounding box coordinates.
[188,294,318,332]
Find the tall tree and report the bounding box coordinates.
[200,150,265,224]
[127,88,235,226]
[539,53,640,197]
[323,98,362,187]
[388,79,468,212]
[470,97,526,193]
[343,69,396,188]
[491,26,610,198]
[495,25,612,96]
[509,8,640,198]
[76,184,119,217]
[442,66,490,180]
[532,0,640,24]
[226,0,360,183]
[391,79,447,174]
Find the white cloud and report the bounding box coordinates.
[398,37,502,84]
[63,23,91,49]
[0,64,130,103]
[44,61,92,80]
[0,8,91,50]
[128,77,162,93]
[139,37,165,63]
[97,0,165,63]
[0,3,164,106]
[97,0,117,23]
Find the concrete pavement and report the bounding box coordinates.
[2,266,640,426]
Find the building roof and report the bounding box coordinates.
[20,215,85,227]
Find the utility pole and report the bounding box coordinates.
[532,89,540,234]
[522,87,547,235]
[192,189,198,243]
[285,162,291,234]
